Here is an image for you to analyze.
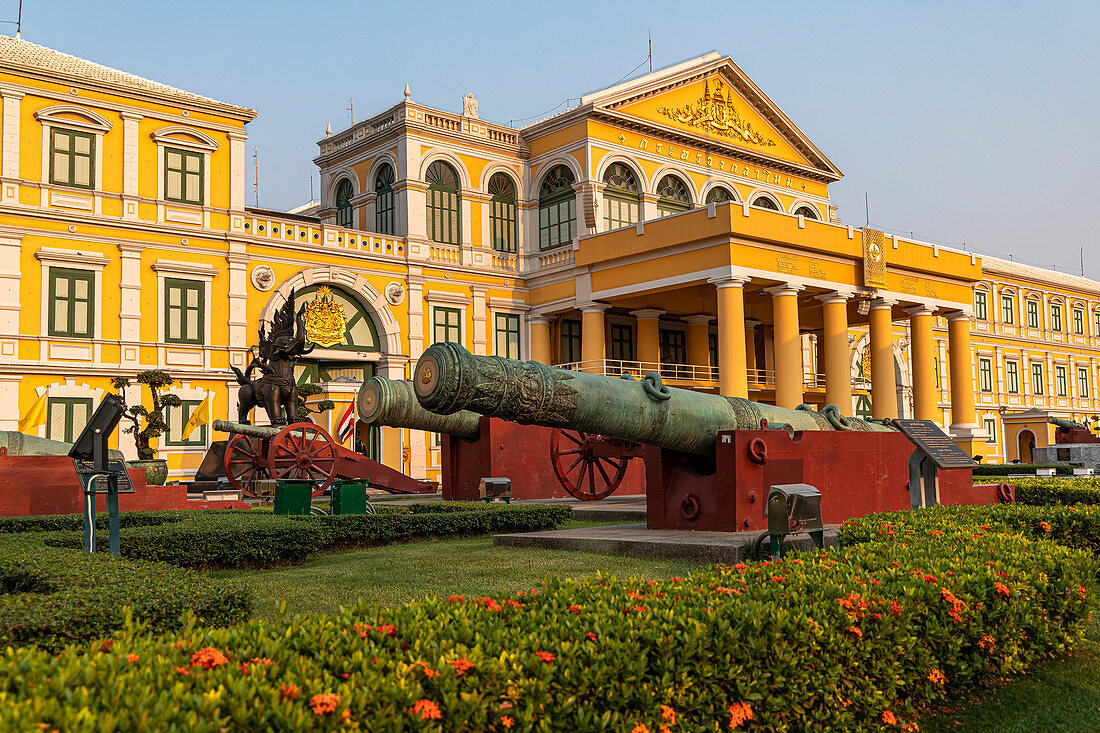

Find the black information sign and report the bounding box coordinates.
[891,419,977,469]
[72,459,136,494]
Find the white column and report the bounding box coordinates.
[117,242,145,367]
[0,375,20,430]
[0,233,23,343]
[226,253,250,354]
[471,285,488,355]
[407,271,425,360]
[120,112,142,220]
[0,89,23,205]
[228,131,248,214]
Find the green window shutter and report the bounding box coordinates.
[49,128,95,189]
[46,398,92,442]
[164,279,205,344]
[48,268,95,338]
[494,313,521,359]
[374,165,396,234]
[166,400,206,446]
[433,307,461,344]
[164,147,204,205]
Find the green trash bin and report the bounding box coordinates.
[274,480,314,515]
[331,480,368,515]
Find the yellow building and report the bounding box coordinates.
[1,38,1095,485]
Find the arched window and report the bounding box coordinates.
[374,164,395,235]
[425,160,460,244]
[335,179,354,228]
[793,205,818,220]
[656,174,691,217]
[488,172,517,253]
[602,162,640,230]
[538,165,575,250]
[705,187,736,204]
[751,194,780,211]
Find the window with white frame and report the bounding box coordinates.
[983,417,997,444]
[1005,360,1019,394]
[151,127,218,210]
[1074,308,1085,335]
[1001,294,1015,324]
[35,105,112,194]
[1027,299,1040,328]
[1079,367,1090,398]
[978,358,993,392]
[432,307,461,344]
[48,267,94,338]
[494,313,521,359]
[1051,303,1063,331]
[974,291,988,321]
[1055,365,1068,397]
[1032,362,1045,395]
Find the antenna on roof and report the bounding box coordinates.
[253,147,259,208]
[864,193,870,226]
[347,98,353,124]
[1082,246,1086,277]
[648,29,652,73]
[16,0,21,39]
[310,175,313,204]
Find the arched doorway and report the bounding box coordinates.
[293,284,383,459]
[1018,429,1036,463]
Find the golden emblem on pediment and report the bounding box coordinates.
[656,79,776,148]
[302,286,347,347]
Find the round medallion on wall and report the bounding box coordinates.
[384,281,406,306]
[251,265,276,291]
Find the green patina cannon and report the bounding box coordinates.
[409,343,982,531]
[0,431,126,460]
[357,376,482,440]
[1049,416,1099,445]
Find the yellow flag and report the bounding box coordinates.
[182,394,211,440]
[18,391,48,433]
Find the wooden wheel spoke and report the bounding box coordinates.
[595,460,613,487]
[563,455,583,474]
[557,448,583,456]
[575,461,589,491]
[561,431,583,446]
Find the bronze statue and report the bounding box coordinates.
[231,293,314,425]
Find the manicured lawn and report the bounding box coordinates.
[922,611,1100,732]
[209,521,699,621]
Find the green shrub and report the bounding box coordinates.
[1008,477,1100,506]
[0,509,201,534]
[0,505,1094,731]
[972,463,1073,477]
[0,534,251,652]
[40,504,573,570]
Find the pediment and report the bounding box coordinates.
[584,55,841,179]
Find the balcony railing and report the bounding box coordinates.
[554,361,826,390]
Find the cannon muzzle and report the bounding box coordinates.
[357,377,482,440]
[1048,416,1086,430]
[414,343,892,456]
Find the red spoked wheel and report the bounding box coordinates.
[267,422,339,496]
[224,433,270,497]
[550,429,629,501]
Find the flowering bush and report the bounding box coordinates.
[0,504,1094,730]
[1010,477,1100,507]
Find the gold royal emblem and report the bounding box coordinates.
[302,287,347,347]
[657,79,776,148]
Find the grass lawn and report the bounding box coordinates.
[209,521,700,621]
[208,520,1100,731]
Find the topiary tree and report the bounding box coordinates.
[110,370,181,460]
[297,383,335,421]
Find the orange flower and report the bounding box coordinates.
[341,709,352,723]
[411,699,442,721]
[190,647,228,670]
[279,683,300,702]
[535,651,556,665]
[994,582,1010,597]
[770,575,786,583]
[890,600,902,617]
[928,668,946,685]
[451,658,475,675]
[501,715,514,729]
[377,624,397,636]
[901,722,920,732]
[174,666,190,675]
[978,634,996,652]
[1077,585,1088,600]
[586,632,598,642]
[125,654,140,663]
[632,725,650,733]
[417,661,439,678]
[98,639,114,653]
[447,595,464,603]
[661,704,676,723]
[568,604,582,614]
[728,701,754,729]
[659,727,672,733]
[847,625,863,639]
[882,709,897,726]
[1039,521,1052,533]
[310,693,340,715]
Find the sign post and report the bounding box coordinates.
[891,419,977,509]
[68,395,132,558]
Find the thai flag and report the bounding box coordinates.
[337,403,355,443]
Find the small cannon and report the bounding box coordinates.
[1049,416,1099,445]
[214,419,435,497]
[413,344,986,530]
[358,376,645,501]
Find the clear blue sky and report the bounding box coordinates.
[9,1,1099,275]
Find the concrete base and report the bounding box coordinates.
[494,523,839,564]
[1033,443,1100,469]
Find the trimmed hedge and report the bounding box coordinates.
[1010,477,1100,506]
[0,505,1094,731]
[0,534,251,652]
[35,504,573,570]
[973,463,1073,477]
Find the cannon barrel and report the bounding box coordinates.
[413,343,893,456]
[1048,416,1086,430]
[357,377,482,440]
[212,420,283,439]
[0,431,126,460]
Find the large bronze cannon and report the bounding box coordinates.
[412,343,986,530]
[357,377,482,440]
[1049,416,1099,444]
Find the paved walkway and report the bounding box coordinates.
[495,523,839,563]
